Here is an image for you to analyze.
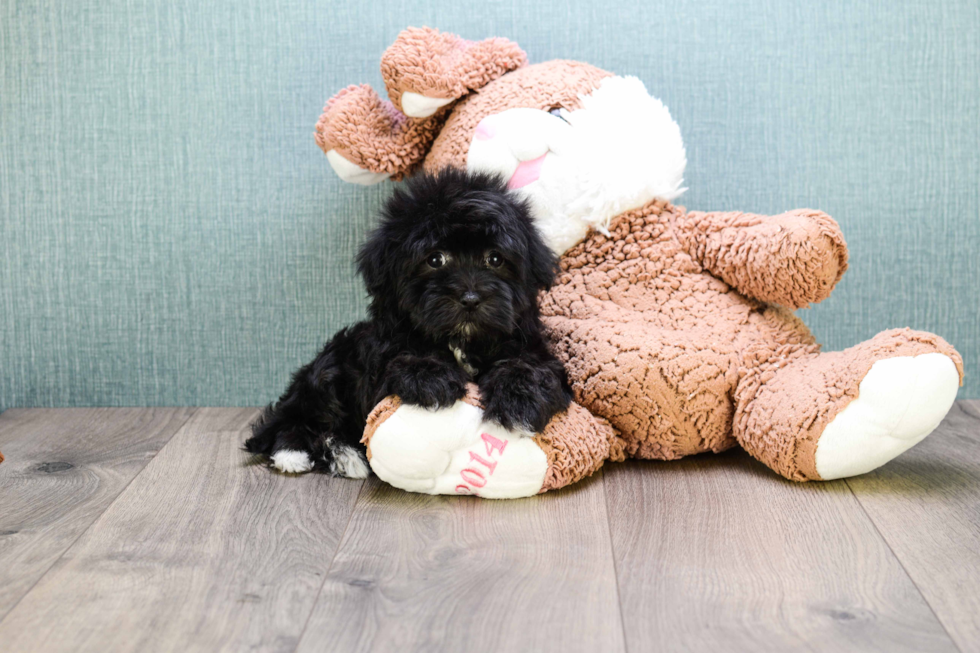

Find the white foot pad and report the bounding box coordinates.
[326,150,391,186]
[815,353,959,480]
[271,449,313,474]
[368,401,548,499]
[400,92,453,118]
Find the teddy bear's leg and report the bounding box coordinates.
[380,27,526,117]
[734,329,963,481]
[534,404,625,491]
[362,387,618,498]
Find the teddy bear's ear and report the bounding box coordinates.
[381,27,527,118]
[315,84,443,184]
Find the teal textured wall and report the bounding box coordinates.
[1,0,978,410]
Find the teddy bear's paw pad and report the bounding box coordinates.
[815,353,959,480]
[368,400,548,499]
[326,150,391,186]
[271,449,314,474]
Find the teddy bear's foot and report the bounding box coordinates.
[735,328,963,482]
[364,397,550,499]
[814,353,959,480]
[325,150,391,186]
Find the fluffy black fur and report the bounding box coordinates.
[245,168,572,476]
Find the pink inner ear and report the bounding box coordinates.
[508,153,547,189]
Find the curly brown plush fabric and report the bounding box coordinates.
[424,60,612,172]
[381,27,527,112]
[362,395,402,461]
[322,27,964,492]
[677,209,849,309]
[734,328,962,480]
[534,404,625,492]
[541,199,963,478]
[315,28,526,180]
[314,84,445,179]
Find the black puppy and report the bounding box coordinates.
[245,168,572,476]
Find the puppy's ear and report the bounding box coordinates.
[355,227,391,299]
[526,226,560,291]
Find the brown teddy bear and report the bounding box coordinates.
[315,27,963,498]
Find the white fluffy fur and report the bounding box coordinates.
[271,449,313,474]
[467,75,687,254]
[815,354,959,480]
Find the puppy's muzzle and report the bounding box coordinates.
[460,291,481,310]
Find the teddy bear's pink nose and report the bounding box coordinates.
[474,117,497,141]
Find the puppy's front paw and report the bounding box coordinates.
[480,360,571,433]
[483,389,550,434]
[381,356,468,409]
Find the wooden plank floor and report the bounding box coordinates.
[0,408,195,619]
[0,401,977,653]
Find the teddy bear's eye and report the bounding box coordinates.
[548,107,569,123]
[426,252,446,269]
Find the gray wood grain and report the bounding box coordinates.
[2,403,977,652]
[298,473,626,653]
[0,407,365,653]
[0,407,195,619]
[603,451,959,652]
[847,399,980,652]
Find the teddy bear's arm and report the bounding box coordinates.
[677,209,849,309]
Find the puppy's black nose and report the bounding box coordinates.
[460,291,481,310]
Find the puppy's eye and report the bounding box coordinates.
[426,252,446,269]
[485,251,504,268]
